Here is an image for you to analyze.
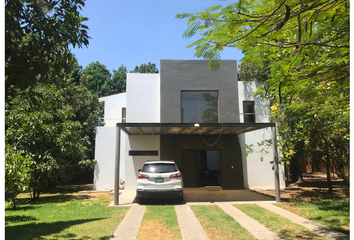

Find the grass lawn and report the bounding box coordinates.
[277,199,350,234]
[236,204,325,240]
[136,206,182,240]
[5,189,129,240]
[191,205,256,240]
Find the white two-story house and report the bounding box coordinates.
[94,60,285,200]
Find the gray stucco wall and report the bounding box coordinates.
[160,60,239,123]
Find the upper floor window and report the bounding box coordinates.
[243,101,255,123]
[122,107,126,123]
[181,91,218,123]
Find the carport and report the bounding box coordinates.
[113,122,280,205]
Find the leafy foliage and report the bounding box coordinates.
[5,0,89,90]
[5,145,32,206]
[81,61,112,97]
[178,0,350,189]
[130,62,159,74]
[6,84,96,198]
[111,65,128,93]
[238,62,269,82]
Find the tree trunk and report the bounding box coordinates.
[325,158,333,194]
[324,138,333,193]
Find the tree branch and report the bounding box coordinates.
[216,0,287,47]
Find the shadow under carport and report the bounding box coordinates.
[113,188,275,206]
[183,188,275,203]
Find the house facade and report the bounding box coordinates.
[94,60,285,192]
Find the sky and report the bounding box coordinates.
[71,0,244,73]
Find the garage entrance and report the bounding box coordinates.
[182,150,221,188]
[113,122,281,205]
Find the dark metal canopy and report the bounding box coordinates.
[116,122,275,136]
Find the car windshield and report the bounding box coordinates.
[141,163,178,173]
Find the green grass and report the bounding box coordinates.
[236,204,325,240]
[191,205,256,240]
[137,206,182,240]
[5,192,129,240]
[277,199,350,234]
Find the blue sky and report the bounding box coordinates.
[71,0,244,73]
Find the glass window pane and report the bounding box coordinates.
[243,101,255,123]
[181,91,218,123]
[122,108,126,123]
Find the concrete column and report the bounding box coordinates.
[272,126,281,202]
[114,127,121,205]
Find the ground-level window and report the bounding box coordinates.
[243,101,255,123]
[122,107,126,123]
[181,91,218,123]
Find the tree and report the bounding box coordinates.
[6,83,98,198]
[81,61,112,97]
[5,0,89,90]
[177,0,349,191]
[111,65,128,93]
[130,62,159,73]
[5,145,32,207]
[238,62,269,82]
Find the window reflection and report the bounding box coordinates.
[181,91,218,123]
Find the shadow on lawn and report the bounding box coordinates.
[278,228,322,240]
[5,215,37,224]
[5,218,106,240]
[15,193,94,206]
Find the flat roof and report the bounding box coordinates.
[116,122,275,135]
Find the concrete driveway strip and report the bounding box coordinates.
[175,205,209,240]
[216,202,283,240]
[111,204,146,240]
[257,203,349,240]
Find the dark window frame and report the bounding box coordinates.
[180,90,220,123]
[243,101,255,123]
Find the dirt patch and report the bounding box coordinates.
[255,173,349,202]
[136,220,180,240]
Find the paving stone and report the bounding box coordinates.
[175,205,209,240]
[110,205,146,240]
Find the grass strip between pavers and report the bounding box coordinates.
[5,193,130,240]
[235,204,326,240]
[136,206,182,240]
[276,199,350,235]
[191,205,256,240]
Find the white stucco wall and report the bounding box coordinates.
[94,93,127,190]
[124,73,161,190]
[93,127,126,190]
[126,73,160,122]
[238,81,285,189]
[99,92,126,126]
[125,136,161,190]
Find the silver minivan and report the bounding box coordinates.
[136,160,183,203]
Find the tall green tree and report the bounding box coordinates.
[5,0,98,199]
[130,62,159,73]
[111,65,128,93]
[177,0,349,191]
[238,62,269,82]
[81,61,111,97]
[5,0,89,91]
